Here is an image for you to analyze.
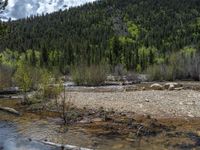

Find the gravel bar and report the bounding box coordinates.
[65,90,200,118]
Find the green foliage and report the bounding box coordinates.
[39,69,54,99]
[14,63,33,94]
[136,64,142,73]
[119,36,134,45]
[0,49,19,68]
[181,46,196,57]
[13,61,53,103]
[127,21,140,39]
[72,64,109,86]
[138,46,158,69]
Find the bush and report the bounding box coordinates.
[146,51,200,81]
[42,84,63,100]
[71,64,109,86]
[113,64,127,76]
[0,64,14,90]
[13,63,53,103]
[147,64,174,81]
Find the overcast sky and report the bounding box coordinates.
[0,0,96,21]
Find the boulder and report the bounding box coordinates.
[150,83,164,90]
[164,83,183,90]
[168,84,175,91]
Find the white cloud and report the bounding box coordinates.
[0,0,97,21]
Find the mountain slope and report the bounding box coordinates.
[1,0,200,70]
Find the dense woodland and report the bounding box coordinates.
[1,0,200,78]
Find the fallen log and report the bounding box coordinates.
[0,106,21,116]
[41,141,93,150]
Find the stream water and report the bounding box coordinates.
[0,98,134,150]
[0,119,57,150]
[0,112,135,150]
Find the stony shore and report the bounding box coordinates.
[64,82,200,118]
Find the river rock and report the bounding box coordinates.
[174,87,184,91]
[150,83,164,90]
[196,131,200,136]
[79,118,91,124]
[112,144,124,149]
[92,118,103,122]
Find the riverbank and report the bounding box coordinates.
[1,98,200,150]
[1,81,200,149]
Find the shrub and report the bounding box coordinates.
[54,90,75,124]
[113,64,127,76]
[146,65,161,81]
[42,84,63,100]
[13,63,53,103]
[146,51,200,81]
[0,64,14,90]
[71,64,109,86]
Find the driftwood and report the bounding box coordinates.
[41,141,93,150]
[0,106,21,116]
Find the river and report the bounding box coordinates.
[0,119,57,150]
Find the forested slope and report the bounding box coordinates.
[1,0,200,71]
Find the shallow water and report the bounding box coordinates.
[0,120,57,150]
[0,112,136,150]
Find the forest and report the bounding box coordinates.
[1,0,200,80]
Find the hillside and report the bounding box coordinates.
[1,0,200,71]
